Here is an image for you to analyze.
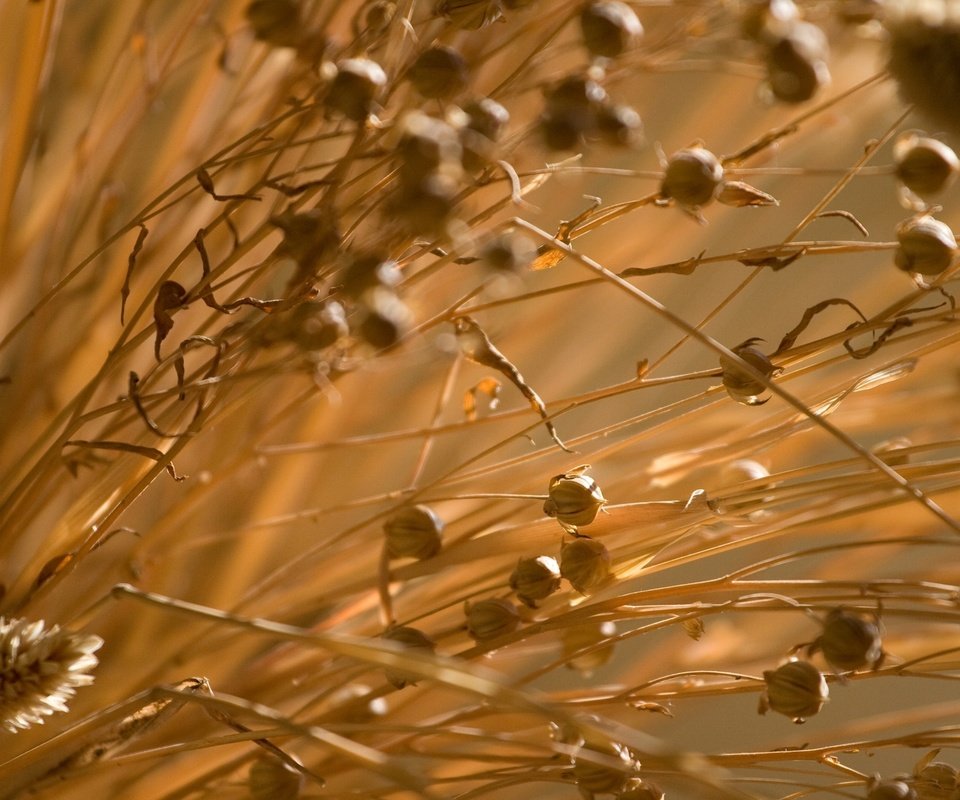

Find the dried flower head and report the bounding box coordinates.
[560,537,613,595]
[384,504,444,560]
[807,607,884,673]
[544,468,607,532]
[759,659,829,723]
[465,598,521,640]
[510,555,561,607]
[0,617,103,733]
[382,625,437,688]
[895,215,958,276]
[580,1,644,59]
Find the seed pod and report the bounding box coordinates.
[562,620,617,675]
[895,215,958,276]
[338,252,401,299]
[436,0,504,29]
[510,555,561,607]
[809,607,883,672]
[466,598,521,640]
[895,134,960,197]
[271,208,341,276]
[740,0,799,43]
[759,659,828,723]
[397,112,463,184]
[325,58,387,121]
[409,45,469,100]
[869,780,919,800]
[539,75,608,149]
[384,505,444,560]
[595,102,643,147]
[580,1,644,59]
[619,779,665,800]
[353,1,396,36]
[544,470,607,531]
[480,231,536,273]
[389,172,460,235]
[720,338,778,406]
[356,288,412,350]
[560,537,612,595]
[382,626,437,688]
[572,742,639,795]
[246,0,302,47]
[249,755,304,800]
[763,21,830,103]
[268,300,347,351]
[463,97,510,141]
[661,147,724,207]
[915,762,957,800]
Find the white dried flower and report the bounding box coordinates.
[0,617,103,733]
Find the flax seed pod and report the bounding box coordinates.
[660,147,724,207]
[324,58,388,122]
[895,134,960,197]
[465,598,521,640]
[595,102,642,147]
[809,607,883,672]
[510,555,561,607]
[763,21,830,103]
[580,2,643,59]
[758,659,828,723]
[720,338,778,406]
[409,45,469,100]
[895,215,958,276]
[915,761,957,800]
[572,742,639,795]
[356,288,413,350]
[560,537,612,594]
[562,620,617,675]
[868,780,918,800]
[246,0,302,47]
[539,75,608,150]
[383,505,443,559]
[249,755,303,800]
[382,626,437,689]
[544,470,607,531]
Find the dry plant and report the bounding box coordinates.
[4,1,960,798]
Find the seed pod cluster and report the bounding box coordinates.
[758,659,829,723]
[510,555,561,607]
[560,537,612,594]
[382,625,437,689]
[660,146,724,208]
[579,1,644,60]
[895,215,958,277]
[544,469,607,532]
[895,134,960,198]
[720,338,779,406]
[807,607,883,673]
[562,620,617,675]
[572,742,640,795]
[465,598,521,640]
[383,505,444,560]
[539,73,641,151]
[324,58,388,122]
[248,755,304,800]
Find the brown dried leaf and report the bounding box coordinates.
[775,297,867,355]
[153,281,188,361]
[121,224,149,325]
[463,377,502,421]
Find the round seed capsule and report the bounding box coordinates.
[759,659,828,723]
[246,0,302,47]
[763,21,830,103]
[354,1,396,36]
[325,58,387,121]
[409,45,469,100]
[480,231,536,273]
[720,339,778,406]
[595,102,643,147]
[895,215,958,276]
[396,112,463,184]
[544,470,607,530]
[510,555,561,607]
[382,626,436,689]
[560,537,612,595]
[580,1,644,59]
[572,742,639,795]
[895,134,960,197]
[619,779,665,800]
[811,607,883,673]
[562,620,617,675]
[915,761,957,800]
[249,755,304,800]
[338,252,401,298]
[661,147,724,207]
[384,505,444,560]
[868,780,918,800]
[357,288,413,350]
[466,598,521,640]
[463,97,510,141]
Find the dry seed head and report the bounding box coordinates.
[580,2,644,59]
[0,617,103,733]
[562,620,617,675]
[465,598,521,640]
[397,112,463,184]
[356,287,412,349]
[409,45,469,100]
[759,659,828,723]
[510,555,561,607]
[720,339,778,406]
[869,780,919,800]
[324,58,388,122]
[572,742,640,795]
[262,300,347,351]
[560,537,613,594]
[384,504,444,560]
[894,134,960,197]
[246,0,302,47]
[540,75,609,150]
[619,779,665,800]
[763,21,830,103]
[389,172,460,235]
[382,625,437,688]
[916,765,957,800]
[895,215,958,276]
[810,607,883,672]
[661,147,724,207]
[338,251,401,298]
[463,98,510,141]
[740,0,799,42]
[248,755,304,800]
[595,103,643,147]
[480,231,536,273]
[544,470,607,530]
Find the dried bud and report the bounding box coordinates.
[562,620,617,675]
[580,1,644,59]
[560,537,613,594]
[895,215,958,276]
[869,780,919,800]
[466,598,521,640]
[595,103,643,147]
[409,45,469,100]
[382,626,437,688]
[915,761,957,800]
[763,21,830,103]
[717,180,779,207]
[619,779,665,800]
[436,0,504,29]
[720,338,778,406]
[759,659,828,722]
[572,742,639,795]
[895,134,960,197]
[661,147,724,207]
[325,58,387,121]
[510,556,561,607]
[544,470,607,531]
[356,287,412,350]
[249,755,304,800]
[809,607,883,673]
[384,504,444,560]
[246,0,302,47]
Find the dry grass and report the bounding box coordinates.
[3,1,960,798]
